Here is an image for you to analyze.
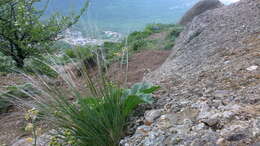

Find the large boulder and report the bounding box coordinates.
[123,0,260,145]
[179,0,224,25]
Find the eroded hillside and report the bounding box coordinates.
[123,0,260,145]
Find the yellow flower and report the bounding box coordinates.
[25,108,39,121]
[25,137,33,143]
[31,109,39,115]
[25,123,34,132]
[24,113,30,121]
[26,108,39,120]
[64,129,71,136]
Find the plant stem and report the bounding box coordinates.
[33,124,37,146]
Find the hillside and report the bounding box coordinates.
[123,0,260,145]
[42,0,199,34]
[0,23,179,145]
[1,0,259,145]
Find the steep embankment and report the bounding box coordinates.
[179,0,224,25]
[123,0,260,145]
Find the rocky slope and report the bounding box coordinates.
[122,0,260,145]
[179,0,224,25]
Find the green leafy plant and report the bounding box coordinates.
[123,82,160,104]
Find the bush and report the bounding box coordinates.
[131,39,147,51]
[127,31,150,43]
[166,26,183,41]
[163,42,175,50]
[65,46,94,60]
[103,42,123,61]
[35,68,159,145]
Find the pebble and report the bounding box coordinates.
[246,65,258,71]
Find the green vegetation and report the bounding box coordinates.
[65,46,94,60]
[102,23,183,64]
[0,0,88,68]
[0,83,38,114]
[0,97,11,113]
[4,83,37,98]
[126,24,183,51]
[24,57,58,78]
[0,7,181,144]
[0,52,13,73]
[108,24,182,52]
[0,23,182,77]
[0,0,186,145]
[34,66,159,145]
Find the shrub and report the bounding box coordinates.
[131,39,147,51]
[33,66,159,145]
[163,42,175,50]
[127,31,150,43]
[103,42,123,61]
[166,26,183,41]
[65,46,94,60]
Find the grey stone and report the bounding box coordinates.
[214,90,230,98]
[179,0,224,25]
[144,109,162,123]
[123,0,260,145]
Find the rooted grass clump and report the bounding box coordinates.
[16,59,159,145]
